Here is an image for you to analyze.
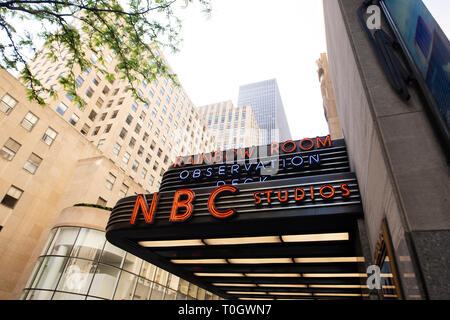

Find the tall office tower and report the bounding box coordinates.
[0,41,218,300]
[316,53,343,140]
[237,79,291,144]
[197,100,260,150]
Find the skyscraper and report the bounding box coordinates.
[198,100,260,150]
[237,79,291,144]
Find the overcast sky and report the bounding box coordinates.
[163,0,329,141]
[163,0,449,141]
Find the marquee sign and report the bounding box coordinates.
[159,135,350,191]
[105,138,365,300]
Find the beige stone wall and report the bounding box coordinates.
[323,0,450,299]
[317,53,343,140]
[0,69,146,299]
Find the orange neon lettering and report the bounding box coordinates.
[239,146,255,159]
[208,185,238,219]
[310,186,315,200]
[277,189,289,202]
[341,183,351,197]
[317,135,332,149]
[130,193,159,224]
[299,138,315,151]
[282,141,296,153]
[270,142,279,156]
[169,189,195,222]
[264,190,274,204]
[173,156,183,168]
[254,192,262,205]
[319,185,335,199]
[213,151,223,163]
[295,188,305,201]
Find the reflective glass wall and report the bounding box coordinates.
[21,227,222,300]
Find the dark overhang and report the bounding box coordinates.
[106,137,367,300]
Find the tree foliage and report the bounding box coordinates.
[0,0,211,106]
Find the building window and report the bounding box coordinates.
[104,123,112,133]
[137,146,144,157]
[24,153,43,174]
[122,152,131,164]
[149,175,154,186]
[56,102,68,116]
[81,123,91,136]
[92,126,100,136]
[131,102,138,112]
[69,113,79,126]
[143,133,149,143]
[1,185,23,209]
[105,173,116,190]
[97,139,105,149]
[119,128,128,139]
[119,183,129,198]
[132,160,139,172]
[113,143,121,155]
[96,97,104,108]
[129,137,136,149]
[21,112,39,131]
[135,124,141,135]
[85,87,94,98]
[97,197,107,206]
[126,114,133,125]
[88,110,97,121]
[75,75,84,88]
[41,127,57,146]
[141,168,147,179]
[1,93,18,114]
[0,138,21,161]
[92,76,100,86]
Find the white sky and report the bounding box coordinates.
[163,0,330,141]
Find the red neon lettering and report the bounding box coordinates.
[264,190,274,204]
[254,192,262,205]
[278,189,289,202]
[208,185,238,219]
[319,185,335,199]
[341,183,351,197]
[317,135,332,149]
[295,188,305,201]
[270,142,279,156]
[282,141,296,153]
[130,193,159,224]
[299,138,315,151]
[173,156,183,168]
[238,146,255,159]
[169,189,195,222]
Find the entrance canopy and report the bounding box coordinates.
[106,137,367,300]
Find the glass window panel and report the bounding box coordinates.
[26,290,54,300]
[88,264,120,300]
[140,261,156,281]
[133,277,152,300]
[150,283,165,300]
[71,228,105,261]
[100,241,125,268]
[113,271,137,300]
[56,258,96,295]
[176,292,187,300]
[19,290,29,300]
[52,292,86,300]
[24,257,43,289]
[39,228,57,256]
[122,253,142,275]
[164,289,177,300]
[86,296,104,300]
[46,227,79,256]
[31,256,68,290]
[205,291,213,300]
